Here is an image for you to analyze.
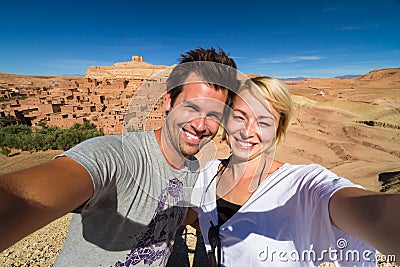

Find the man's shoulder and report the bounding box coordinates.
[60,131,156,158]
[121,130,155,143]
[87,130,155,149]
[121,130,159,153]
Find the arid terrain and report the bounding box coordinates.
[1,67,399,266]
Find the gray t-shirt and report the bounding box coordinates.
[54,130,199,266]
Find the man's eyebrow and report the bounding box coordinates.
[184,99,224,118]
[182,100,199,109]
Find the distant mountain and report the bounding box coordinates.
[280,77,307,81]
[334,75,361,79]
[357,68,400,81]
[61,74,84,77]
[279,68,400,81]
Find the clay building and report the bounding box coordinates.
[0,56,171,135]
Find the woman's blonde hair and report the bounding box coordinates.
[223,76,293,145]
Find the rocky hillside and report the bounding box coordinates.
[357,68,400,81]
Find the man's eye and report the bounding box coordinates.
[207,113,222,122]
[183,105,198,113]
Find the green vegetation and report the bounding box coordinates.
[0,119,103,152]
[0,96,28,102]
[0,147,11,157]
[0,115,18,127]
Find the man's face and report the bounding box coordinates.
[165,78,228,158]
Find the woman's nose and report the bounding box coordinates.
[240,120,258,138]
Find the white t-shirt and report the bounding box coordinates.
[192,160,377,267]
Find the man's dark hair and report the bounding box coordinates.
[166,47,239,108]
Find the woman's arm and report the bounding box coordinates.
[329,187,400,262]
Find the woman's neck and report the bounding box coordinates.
[216,155,285,204]
[230,155,273,182]
[216,155,271,204]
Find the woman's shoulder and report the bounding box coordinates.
[199,159,226,180]
[279,163,336,179]
[203,159,224,169]
[202,159,224,171]
[283,162,328,171]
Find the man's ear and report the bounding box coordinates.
[165,92,172,112]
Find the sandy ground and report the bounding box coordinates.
[1,74,400,266]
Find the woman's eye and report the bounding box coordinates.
[259,122,272,127]
[232,115,244,121]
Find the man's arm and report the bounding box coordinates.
[0,156,94,252]
[329,187,400,262]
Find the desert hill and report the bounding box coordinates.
[0,72,83,86]
[273,69,399,191]
[358,67,400,81]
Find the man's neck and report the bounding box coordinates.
[154,128,186,170]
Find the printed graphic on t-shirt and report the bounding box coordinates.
[115,178,184,266]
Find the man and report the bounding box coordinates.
[0,47,238,266]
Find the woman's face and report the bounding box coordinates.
[225,89,279,161]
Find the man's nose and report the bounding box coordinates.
[191,116,207,132]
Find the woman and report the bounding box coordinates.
[189,76,399,266]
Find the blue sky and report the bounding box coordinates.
[1,0,399,78]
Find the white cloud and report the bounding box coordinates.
[258,55,323,64]
[291,56,322,61]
